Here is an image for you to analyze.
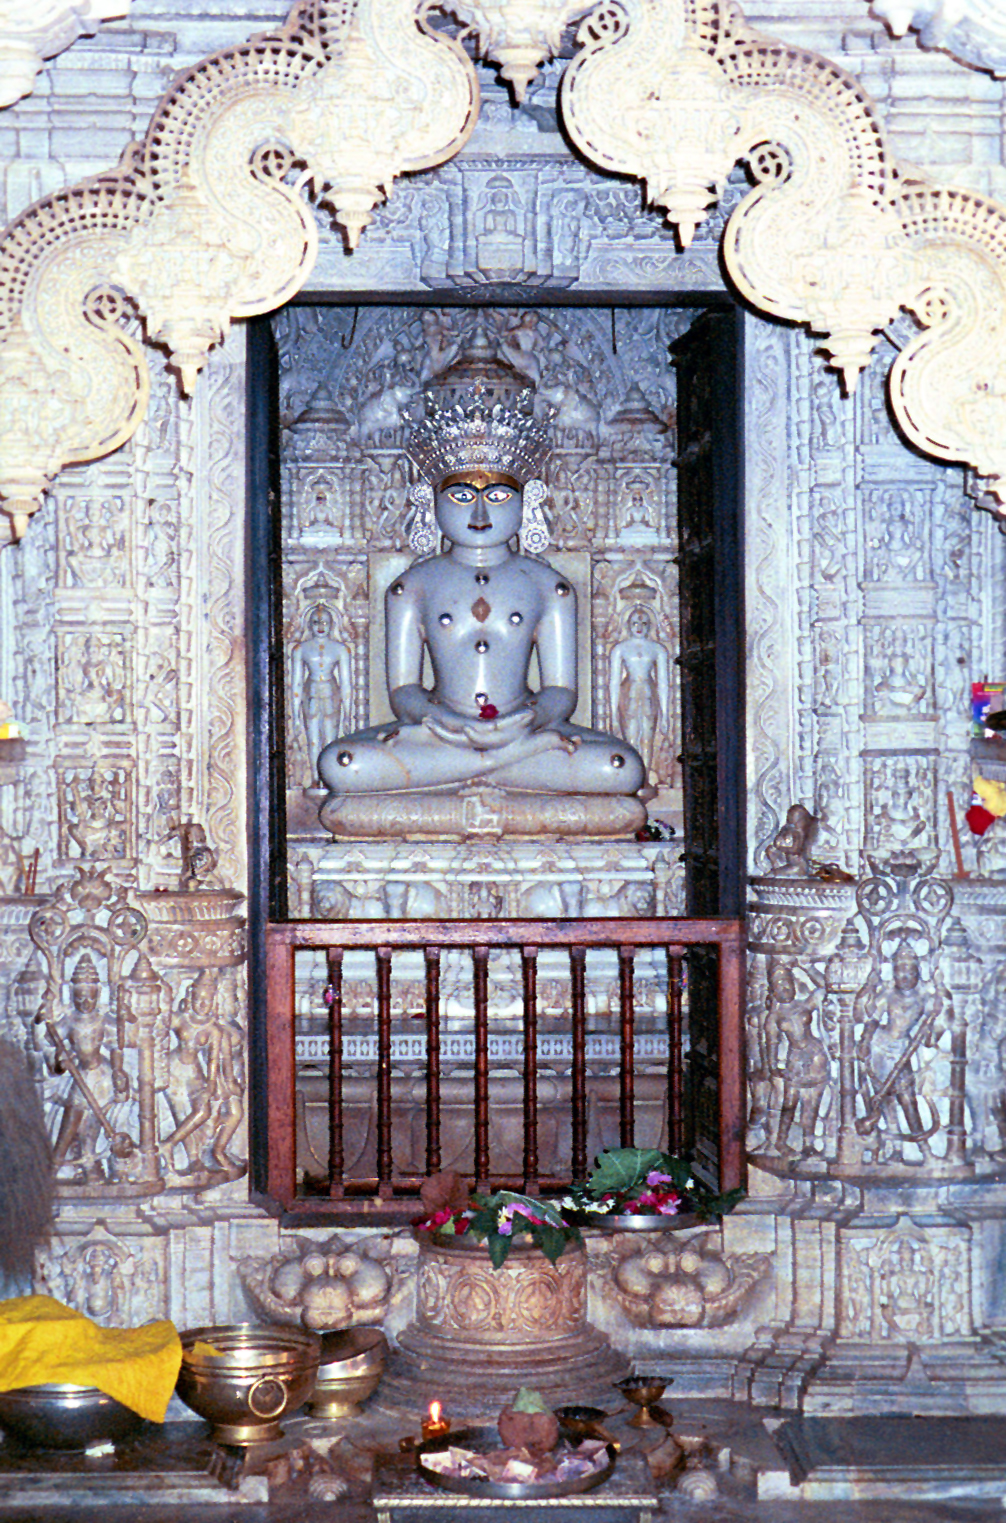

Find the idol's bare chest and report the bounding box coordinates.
[418,562,546,650]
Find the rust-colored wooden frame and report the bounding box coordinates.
[262,916,745,1222]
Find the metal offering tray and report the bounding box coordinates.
[567,1210,703,1232]
[416,1425,616,1501]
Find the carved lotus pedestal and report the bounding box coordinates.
[319,784,646,842]
[383,1233,629,1415]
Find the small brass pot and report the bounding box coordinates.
[176,1323,320,1444]
[308,1327,387,1419]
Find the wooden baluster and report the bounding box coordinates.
[473,945,490,1191]
[521,946,539,1193]
[619,945,636,1147]
[569,946,587,1181]
[376,946,393,1197]
[717,937,746,1195]
[666,947,685,1157]
[326,947,345,1198]
[425,946,442,1176]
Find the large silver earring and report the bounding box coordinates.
[519,478,550,554]
[408,482,437,556]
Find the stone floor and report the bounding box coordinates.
[1,1395,1005,1520]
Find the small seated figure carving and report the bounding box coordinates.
[765,804,818,877]
[318,380,646,835]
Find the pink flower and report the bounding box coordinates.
[646,1170,675,1187]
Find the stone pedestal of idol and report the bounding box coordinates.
[313,363,645,1407]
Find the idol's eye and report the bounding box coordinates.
[485,485,515,504]
[445,485,476,504]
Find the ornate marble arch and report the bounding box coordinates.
[2,0,1006,543]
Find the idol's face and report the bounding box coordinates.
[434,478,522,548]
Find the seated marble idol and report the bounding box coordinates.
[317,370,647,840]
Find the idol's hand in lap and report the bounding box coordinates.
[527,686,576,733]
[461,707,537,751]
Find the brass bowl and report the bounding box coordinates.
[616,1374,670,1429]
[308,1326,387,1418]
[0,1384,145,1451]
[176,1323,320,1444]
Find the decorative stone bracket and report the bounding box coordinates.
[2,0,1006,543]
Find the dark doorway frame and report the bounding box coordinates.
[245,291,746,1201]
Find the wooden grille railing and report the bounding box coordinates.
[263,917,745,1221]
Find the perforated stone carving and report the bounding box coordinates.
[0,0,477,535]
[1,0,1006,536]
[443,1,594,102]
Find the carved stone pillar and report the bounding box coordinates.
[742,854,1006,1413]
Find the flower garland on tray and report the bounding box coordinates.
[414,1149,742,1266]
[414,1171,582,1269]
[560,1147,743,1225]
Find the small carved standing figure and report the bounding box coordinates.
[769,965,829,1156]
[51,953,129,1184]
[855,940,944,1163]
[163,970,244,1182]
[608,606,671,782]
[290,606,353,786]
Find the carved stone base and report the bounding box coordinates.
[318,785,647,842]
[382,1233,630,1413]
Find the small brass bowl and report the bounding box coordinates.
[308,1327,387,1419]
[0,1384,145,1451]
[176,1324,320,1444]
[616,1374,670,1429]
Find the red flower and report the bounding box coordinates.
[966,804,996,836]
[479,703,499,720]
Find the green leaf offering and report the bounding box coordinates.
[587,1147,668,1197]
[511,1387,549,1414]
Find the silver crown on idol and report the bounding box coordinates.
[406,379,553,489]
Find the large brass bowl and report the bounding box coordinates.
[176,1323,320,1444]
[308,1326,386,1419]
[0,1384,145,1451]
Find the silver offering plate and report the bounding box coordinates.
[567,1209,703,1232]
[417,1426,616,1500]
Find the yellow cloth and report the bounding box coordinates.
[0,1295,182,1423]
[975,774,1006,818]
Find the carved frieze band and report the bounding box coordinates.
[1,0,1006,543]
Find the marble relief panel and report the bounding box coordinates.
[56,630,131,726]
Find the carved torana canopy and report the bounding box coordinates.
[3,0,1006,542]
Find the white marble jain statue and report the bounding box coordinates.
[317,374,647,839]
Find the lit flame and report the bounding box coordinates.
[429,1400,441,1425]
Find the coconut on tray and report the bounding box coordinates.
[419,1387,610,1485]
